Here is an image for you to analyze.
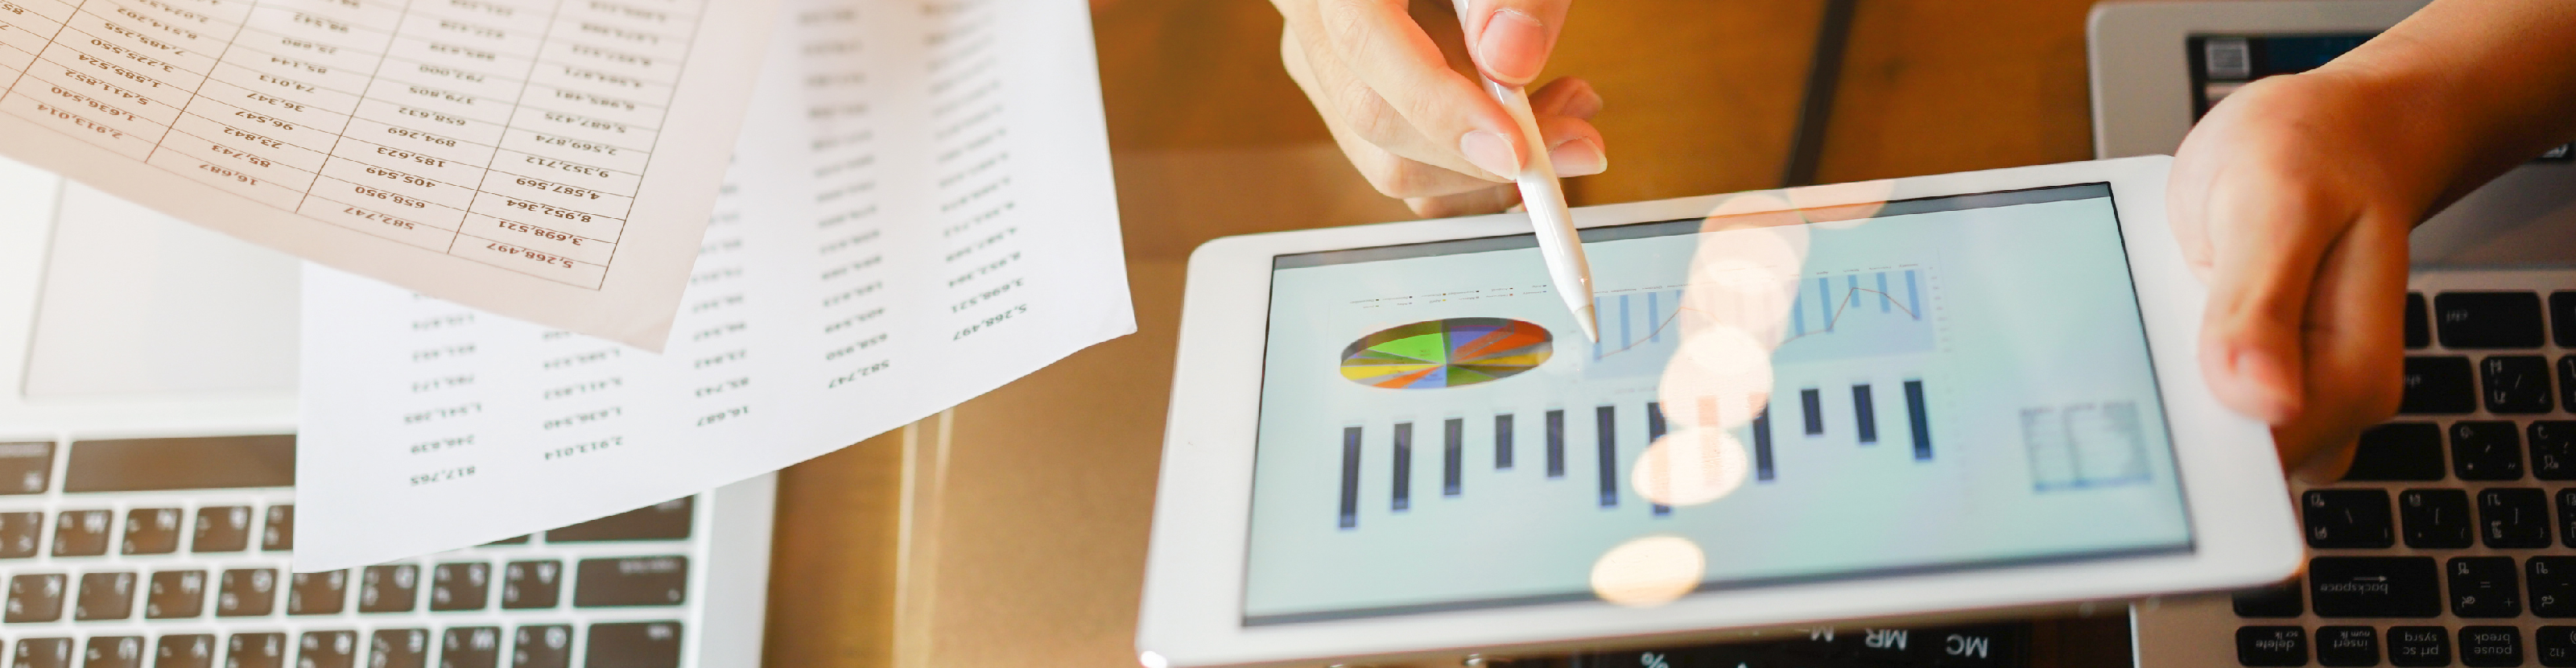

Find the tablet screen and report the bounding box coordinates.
[1245,184,2194,624]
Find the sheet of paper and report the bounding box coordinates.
[294,0,1132,570]
[0,0,778,348]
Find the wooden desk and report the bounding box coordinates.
[762,1,2129,666]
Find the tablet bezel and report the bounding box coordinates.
[1137,156,2301,668]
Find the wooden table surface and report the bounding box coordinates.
[760,1,2135,666]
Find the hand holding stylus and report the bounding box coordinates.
[1269,0,1607,217]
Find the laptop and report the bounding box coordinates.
[2090,2,2576,666]
[0,154,774,668]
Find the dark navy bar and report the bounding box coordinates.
[1443,419,1463,497]
[1852,384,1878,443]
[1339,427,1361,530]
[1647,402,1670,517]
[1393,423,1413,511]
[1904,380,1932,460]
[1596,406,1618,508]
[1753,408,1775,481]
[1545,410,1566,478]
[1494,414,1514,470]
[1801,388,1824,435]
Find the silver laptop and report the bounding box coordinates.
[2091,2,2576,666]
[0,155,774,668]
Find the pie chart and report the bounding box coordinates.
[1340,318,1554,389]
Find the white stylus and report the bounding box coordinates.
[1453,1,1598,343]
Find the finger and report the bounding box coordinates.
[1409,185,1521,217]
[1534,114,1605,176]
[2195,164,2352,425]
[1458,0,1571,87]
[1529,76,1603,120]
[1286,26,1524,199]
[2275,214,2409,480]
[1317,0,1527,178]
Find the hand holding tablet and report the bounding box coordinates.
[1138,157,2303,667]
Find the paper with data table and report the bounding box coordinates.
[294,0,1132,570]
[0,0,777,348]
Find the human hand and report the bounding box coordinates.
[1273,0,1607,217]
[2169,70,2434,480]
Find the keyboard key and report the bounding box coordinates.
[502,560,563,609]
[2392,626,2453,667]
[513,625,573,668]
[2349,423,2449,480]
[73,571,135,620]
[575,556,688,607]
[2237,627,2306,667]
[1913,625,2019,666]
[2463,626,2524,667]
[2410,292,2432,349]
[358,564,419,613]
[2531,557,2576,616]
[2318,626,2378,667]
[431,563,490,611]
[2311,556,2442,617]
[120,508,180,555]
[2234,581,2305,617]
[10,638,68,668]
[2307,489,2396,548]
[51,510,109,556]
[2553,292,2576,348]
[2486,488,2556,547]
[483,535,530,546]
[368,629,427,668]
[147,570,205,619]
[0,443,49,494]
[61,435,293,492]
[5,573,64,622]
[2487,356,2557,413]
[288,570,347,615]
[440,628,502,668]
[299,631,356,668]
[2535,423,2576,480]
[2563,357,2576,412]
[82,637,142,668]
[2452,556,2524,616]
[545,497,693,542]
[217,568,276,616]
[2456,421,2529,480]
[0,512,39,559]
[2404,357,2479,414]
[260,505,291,551]
[192,505,250,553]
[153,634,215,668]
[2404,489,2477,548]
[2438,291,2548,348]
[587,621,683,668]
[227,633,284,668]
[2537,625,2576,667]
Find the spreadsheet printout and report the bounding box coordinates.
[293,0,1131,570]
[0,0,778,349]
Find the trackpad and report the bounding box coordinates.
[22,183,298,398]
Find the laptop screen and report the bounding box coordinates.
[2186,33,2571,162]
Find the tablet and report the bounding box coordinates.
[1136,156,2302,668]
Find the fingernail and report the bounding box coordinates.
[1550,137,1605,176]
[2229,345,2302,421]
[1476,8,1549,85]
[1460,130,1521,178]
[1562,84,1604,119]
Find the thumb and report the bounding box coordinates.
[1458,0,1571,87]
[2195,172,2345,426]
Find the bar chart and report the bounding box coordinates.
[1775,267,1938,364]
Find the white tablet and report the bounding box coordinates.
[1135,156,2301,668]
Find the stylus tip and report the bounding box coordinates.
[1574,306,1600,344]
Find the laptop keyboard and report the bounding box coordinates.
[2234,289,2576,667]
[0,435,701,668]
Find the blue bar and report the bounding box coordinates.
[1546,410,1566,478]
[1443,418,1463,497]
[1801,388,1824,435]
[1596,406,1618,508]
[1791,293,1806,336]
[1818,278,1835,331]
[1591,297,1605,359]
[1847,274,1860,315]
[1340,427,1362,529]
[1905,380,1932,460]
[1647,291,1662,344]
[1392,423,1412,511]
[1494,414,1514,470]
[1876,272,1892,312]
[1619,294,1633,349]
[1752,409,1775,481]
[1905,270,1921,320]
[1647,402,1670,517]
[1853,384,1878,443]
